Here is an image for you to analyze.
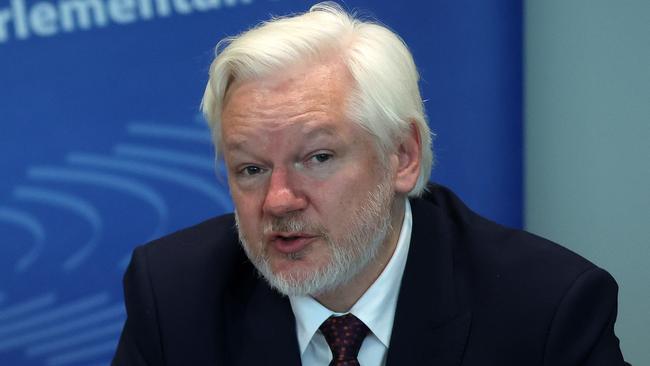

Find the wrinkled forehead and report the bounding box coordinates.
[223,57,353,107]
[221,60,355,131]
[215,57,387,160]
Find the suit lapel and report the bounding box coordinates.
[386,198,472,366]
[234,279,302,366]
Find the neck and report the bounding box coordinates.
[314,197,406,312]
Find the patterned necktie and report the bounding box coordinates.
[319,314,370,366]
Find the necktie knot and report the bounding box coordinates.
[319,314,369,366]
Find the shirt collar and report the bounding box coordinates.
[290,199,413,354]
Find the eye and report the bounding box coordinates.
[310,153,332,164]
[240,165,263,176]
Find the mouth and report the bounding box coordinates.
[268,232,318,255]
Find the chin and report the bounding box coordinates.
[260,258,338,297]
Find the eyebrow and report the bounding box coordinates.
[223,136,249,152]
[301,123,341,139]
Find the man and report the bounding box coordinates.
[113,3,628,365]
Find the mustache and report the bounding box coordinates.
[263,214,327,236]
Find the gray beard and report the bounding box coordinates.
[235,179,394,297]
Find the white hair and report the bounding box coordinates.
[201,1,433,196]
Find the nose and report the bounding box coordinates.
[262,168,307,217]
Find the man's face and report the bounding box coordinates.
[220,60,398,296]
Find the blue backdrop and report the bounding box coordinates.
[0,0,522,364]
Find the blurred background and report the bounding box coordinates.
[0,0,647,365]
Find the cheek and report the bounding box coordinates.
[231,185,263,213]
[233,198,263,236]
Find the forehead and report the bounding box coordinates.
[220,60,354,139]
[225,59,352,103]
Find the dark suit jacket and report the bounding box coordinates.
[112,184,628,365]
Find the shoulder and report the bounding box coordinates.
[411,184,616,316]
[133,214,240,269]
[117,215,262,364]
[126,213,256,301]
[409,184,625,362]
[413,183,597,283]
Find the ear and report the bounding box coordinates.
[393,121,422,195]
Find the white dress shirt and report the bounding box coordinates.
[289,200,412,366]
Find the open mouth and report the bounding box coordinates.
[269,233,317,254]
[277,235,301,241]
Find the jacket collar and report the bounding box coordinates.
[385,195,472,365]
[230,277,302,366]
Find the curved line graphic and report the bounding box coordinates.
[26,321,123,356]
[113,143,216,171]
[0,292,109,338]
[66,153,232,210]
[0,304,124,351]
[0,293,56,322]
[13,186,103,271]
[27,166,169,244]
[0,207,45,272]
[127,122,212,144]
[47,339,117,366]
